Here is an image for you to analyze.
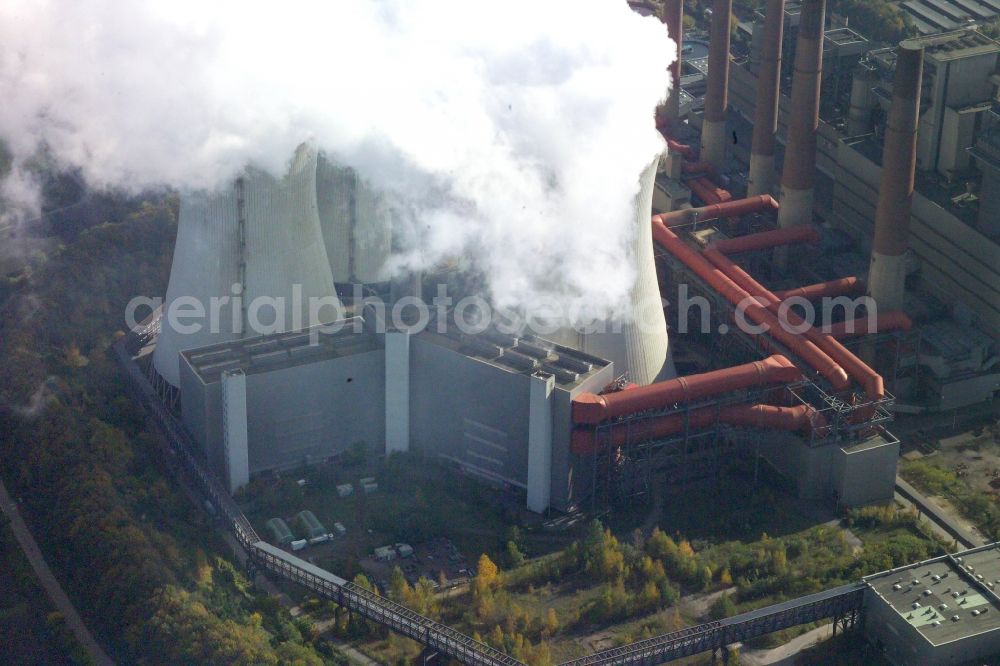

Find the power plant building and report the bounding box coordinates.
[863,544,1000,665]
[178,316,614,512]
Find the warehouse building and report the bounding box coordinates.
[864,544,1000,665]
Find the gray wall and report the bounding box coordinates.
[549,364,617,512]
[409,337,532,488]
[180,349,385,480]
[863,586,1000,666]
[245,350,385,474]
[758,432,836,501]
[834,438,899,507]
[180,358,224,474]
[864,586,935,665]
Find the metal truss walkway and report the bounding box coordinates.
[114,337,864,665]
[560,583,865,665]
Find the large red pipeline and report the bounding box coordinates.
[688,177,732,205]
[573,354,801,425]
[681,161,716,175]
[655,195,779,227]
[571,403,825,455]
[707,225,820,254]
[828,311,912,339]
[703,248,884,400]
[774,277,862,302]
[652,219,850,389]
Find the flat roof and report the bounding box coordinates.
[415,314,610,390]
[952,0,996,19]
[841,431,895,455]
[181,317,381,384]
[901,28,1000,61]
[865,544,1000,647]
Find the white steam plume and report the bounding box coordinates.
[0,0,674,320]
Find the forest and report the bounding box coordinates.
[0,190,343,664]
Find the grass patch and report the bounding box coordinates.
[901,457,1000,540]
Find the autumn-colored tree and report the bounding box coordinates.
[544,608,559,636]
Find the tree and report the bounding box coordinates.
[475,553,500,593]
[710,593,737,620]
[544,608,559,636]
[646,528,678,561]
[506,540,526,568]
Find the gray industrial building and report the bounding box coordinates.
[178,313,614,513]
[726,27,1000,412]
[864,543,1000,665]
[758,429,900,507]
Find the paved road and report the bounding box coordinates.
[0,480,115,666]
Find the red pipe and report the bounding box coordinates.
[667,139,695,160]
[774,277,862,302]
[652,219,850,389]
[655,195,778,227]
[571,403,825,455]
[573,354,801,425]
[681,160,716,175]
[827,311,912,340]
[703,248,884,401]
[688,176,732,205]
[707,225,820,255]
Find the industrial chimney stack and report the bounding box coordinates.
[701,0,733,172]
[776,0,826,267]
[747,0,785,197]
[868,42,924,311]
[660,0,684,125]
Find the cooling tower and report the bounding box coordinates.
[152,145,340,387]
[315,155,392,284]
[558,160,672,385]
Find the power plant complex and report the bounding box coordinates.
[112,1,1000,664]
[135,0,995,519]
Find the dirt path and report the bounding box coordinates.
[0,480,115,666]
[739,623,833,665]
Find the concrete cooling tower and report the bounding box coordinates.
[556,160,673,385]
[316,155,392,285]
[152,145,340,387]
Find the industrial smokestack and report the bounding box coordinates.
[847,63,878,136]
[701,0,733,171]
[776,0,826,263]
[868,42,923,312]
[747,0,785,197]
[659,0,684,125]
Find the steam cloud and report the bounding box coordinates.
[0,0,674,320]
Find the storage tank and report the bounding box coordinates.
[152,144,340,387]
[315,154,393,285]
[557,159,673,385]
